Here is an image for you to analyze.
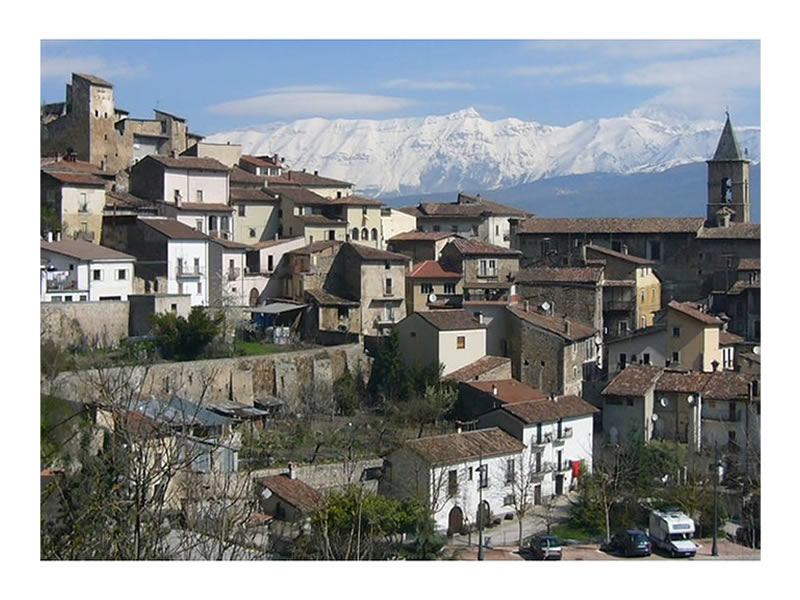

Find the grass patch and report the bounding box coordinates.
[550,522,603,543]
[234,341,286,356]
[41,394,90,464]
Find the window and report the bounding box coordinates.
[643,353,651,365]
[619,353,627,369]
[472,225,479,236]
[194,257,200,273]
[640,290,645,303]
[421,283,433,294]
[371,228,378,241]
[648,240,662,261]
[52,296,62,303]
[249,228,256,238]
[478,465,488,488]
[433,225,441,232]
[195,219,204,232]
[457,336,466,349]
[338,306,349,320]
[385,278,393,295]
[504,494,515,506]
[362,206,368,216]
[171,304,177,312]
[384,260,391,270]
[506,459,515,483]
[238,204,246,217]
[64,295,73,302]
[573,366,578,379]
[116,269,127,280]
[672,327,681,338]
[410,331,416,338]
[362,227,369,240]
[444,283,456,295]
[196,190,203,202]
[92,269,102,281]
[572,342,578,356]
[672,351,680,364]
[220,216,230,232]
[197,281,202,295]
[79,295,87,301]
[468,467,474,481]
[451,225,459,233]
[178,282,184,295]
[352,228,359,240]
[496,225,500,236]
[267,255,274,272]
[448,470,458,495]
[81,222,88,233]
[618,321,628,335]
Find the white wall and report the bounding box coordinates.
[606,331,667,376]
[380,209,417,249]
[164,169,229,205]
[167,240,209,306]
[438,329,487,375]
[221,249,247,305]
[41,251,134,301]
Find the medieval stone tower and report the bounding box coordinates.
[706,113,751,226]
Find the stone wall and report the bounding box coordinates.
[46,343,370,409]
[41,301,129,349]
[250,458,384,493]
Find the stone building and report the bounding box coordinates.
[41,73,196,178]
[710,258,760,342]
[439,237,521,304]
[405,260,463,313]
[387,231,458,266]
[280,240,343,301]
[515,266,604,332]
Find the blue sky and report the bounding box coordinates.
[40,39,760,135]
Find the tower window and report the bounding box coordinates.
[721,177,732,203]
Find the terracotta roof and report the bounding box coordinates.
[668,301,723,326]
[653,370,752,401]
[448,237,521,256]
[411,194,530,219]
[443,356,511,383]
[284,170,353,187]
[258,474,324,514]
[463,379,547,404]
[516,217,705,235]
[327,194,383,207]
[146,155,230,172]
[41,157,110,175]
[584,244,654,265]
[176,202,233,212]
[408,260,462,279]
[654,371,710,394]
[414,309,486,331]
[602,364,664,396]
[304,289,359,306]
[737,258,760,271]
[602,279,635,287]
[251,236,304,249]
[507,305,597,342]
[241,155,281,169]
[75,73,113,87]
[389,231,456,242]
[105,191,158,212]
[727,280,760,295]
[502,395,599,424]
[230,188,280,203]
[346,243,408,262]
[405,427,525,466]
[230,166,267,185]
[719,330,745,346]
[288,240,343,255]
[41,239,135,262]
[696,223,760,239]
[265,175,299,186]
[517,266,604,284]
[139,218,210,240]
[269,185,331,206]
[43,171,107,186]
[604,324,665,345]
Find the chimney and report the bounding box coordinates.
[622,244,629,255]
[288,462,296,480]
[476,312,484,325]
[525,299,530,313]
[56,232,61,242]
[47,232,53,243]
[171,150,178,158]
[287,171,291,181]
[563,317,570,335]
[456,426,462,434]
[711,360,719,372]
[274,232,279,241]
[314,170,319,176]
[273,153,279,164]
[302,168,306,173]
[549,393,556,402]
[492,384,498,396]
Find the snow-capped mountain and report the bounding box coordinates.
[206,107,761,197]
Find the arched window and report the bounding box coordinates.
[362,227,369,240]
[371,228,378,241]
[352,228,359,241]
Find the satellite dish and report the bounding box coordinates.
[651,414,659,422]
[541,301,552,312]
[428,293,438,303]
[687,395,696,406]
[659,397,670,408]
[753,346,760,355]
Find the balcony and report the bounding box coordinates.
[553,427,573,444]
[555,462,572,473]
[529,463,555,480]
[603,299,636,311]
[46,279,78,292]
[208,229,232,240]
[227,267,241,281]
[531,432,553,446]
[176,264,202,278]
[476,270,498,280]
[426,293,463,308]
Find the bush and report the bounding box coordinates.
[149,307,223,361]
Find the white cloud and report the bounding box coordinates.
[621,53,760,88]
[208,91,415,118]
[381,78,475,91]
[523,40,741,60]
[41,55,150,80]
[509,64,584,77]
[259,84,338,94]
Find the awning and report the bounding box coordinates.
[246,302,307,315]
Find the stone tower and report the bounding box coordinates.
[706,113,750,225]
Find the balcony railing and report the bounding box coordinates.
[208,229,232,240]
[227,267,241,281]
[603,300,636,311]
[176,265,202,278]
[532,432,553,446]
[558,427,573,440]
[529,463,555,480]
[46,279,78,292]
[477,270,498,280]
[555,462,572,473]
[426,293,463,307]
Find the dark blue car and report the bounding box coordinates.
[608,530,652,557]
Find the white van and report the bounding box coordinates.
[649,509,697,558]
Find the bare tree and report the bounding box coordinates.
[503,450,538,551]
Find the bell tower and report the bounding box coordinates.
[706,112,750,225]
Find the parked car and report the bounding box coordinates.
[607,530,651,557]
[529,535,562,560]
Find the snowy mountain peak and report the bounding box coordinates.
[207,110,760,197]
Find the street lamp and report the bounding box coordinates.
[477,448,487,561]
[712,444,721,557]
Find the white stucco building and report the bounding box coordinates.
[41,238,135,302]
[380,428,526,535]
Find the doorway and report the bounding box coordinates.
[447,506,464,536]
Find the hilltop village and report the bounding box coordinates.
[40,73,760,560]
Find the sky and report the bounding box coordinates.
[40,39,760,136]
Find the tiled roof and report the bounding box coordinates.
[346,243,408,262]
[696,223,760,239]
[654,370,752,401]
[265,175,300,187]
[105,191,157,212]
[507,305,597,342]
[288,240,342,255]
[448,237,521,256]
[146,155,230,172]
[411,194,530,218]
[408,260,462,279]
[602,279,635,287]
[415,309,486,331]
[739,352,761,364]
[304,289,359,306]
[667,301,723,326]
[41,158,111,176]
[604,324,666,345]
[516,217,705,235]
[712,116,744,161]
[443,356,511,383]
[463,379,547,404]
[251,236,304,249]
[43,171,107,186]
[719,330,745,346]
[737,258,760,271]
[230,187,280,203]
[296,214,346,225]
[139,218,210,240]
[41,239,135,262]
[602,364,664,396]
[584,244,654,265]
[727,280,760,295]
[268,185,331,206]
[284,170,353,187]
[389,231,456,242]
[517,267,604,283]
[176,202,233,212]
[654,371,710,394]
[502,395,599,424]
[405,427,525,466]
[213,238,249,251]
[75,73,113,87]
[241,154,281,169]
[327,194,383,207]
[230,166,267,185]
[258,474,324,514]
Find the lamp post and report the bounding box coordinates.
[712,444,720,557]
[477,448,486,561]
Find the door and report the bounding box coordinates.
[447,506,464,536]
[476,501,491,528]
[555,475,564,496]
[534,484,542,505]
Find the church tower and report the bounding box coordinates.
[706,113,750,225]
